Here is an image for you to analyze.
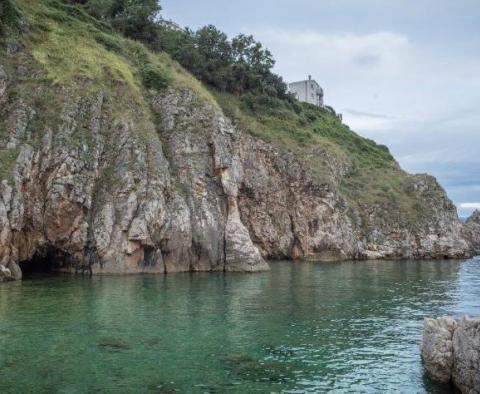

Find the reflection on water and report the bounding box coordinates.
[0,258,479,393]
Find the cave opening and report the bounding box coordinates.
[19,246,72,278]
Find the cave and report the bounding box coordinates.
[19,246,74,278]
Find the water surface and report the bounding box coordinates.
[1,258,479,393]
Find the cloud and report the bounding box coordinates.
[344,109,395,119]
[247,25,480,217]
[251,29,412,81]
[460,203,480,210]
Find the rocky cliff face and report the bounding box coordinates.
[0,2,476,281]
[467,210,480,254]
[422,316,480,393]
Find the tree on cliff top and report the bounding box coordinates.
[68,0,289,99]
[70,0,161,42]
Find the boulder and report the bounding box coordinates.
[421,317,457,382]
[0,264,13,282]
[466,210,480,253]
[422,316,480,393]
[452,317,480,393]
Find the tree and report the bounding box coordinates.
[67,0,289,98]
[69,0,161,43]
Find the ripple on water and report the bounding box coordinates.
[0,259,479,393]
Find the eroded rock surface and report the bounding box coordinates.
[467,210,480,254]
[421,317,457,382]
[452,317,480,393]
[0,49,475,279]
[422,316,480,393]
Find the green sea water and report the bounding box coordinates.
[1,258,479,393]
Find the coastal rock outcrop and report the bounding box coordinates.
[422,316,480,393]
[421,317,457,383]
[467,210,480,254]
[0,2,475,280]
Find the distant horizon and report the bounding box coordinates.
[162,0,480,218]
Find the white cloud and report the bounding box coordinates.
[253,29,412,81]
[247,26,480,214]
[460,203,480,210]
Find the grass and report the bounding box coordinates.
[213,91,436,226]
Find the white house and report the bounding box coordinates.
[288,75,324,107]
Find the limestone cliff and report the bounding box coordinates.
[467,210,480,254]
[0,1,476,281]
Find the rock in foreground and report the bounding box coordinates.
[421,316,480,393]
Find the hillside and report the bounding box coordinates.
[0,0,475,280]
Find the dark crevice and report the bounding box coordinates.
[19,246,73,278]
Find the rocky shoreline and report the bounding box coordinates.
[0,74,479,281]
[0,2,479,280]
[421,316,480,393]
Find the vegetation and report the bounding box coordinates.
[67,0,289,98]
[213,91,433,225]
[0,0,20,35]
[140,63,171,90]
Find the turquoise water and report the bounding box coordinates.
[1,259,479,393]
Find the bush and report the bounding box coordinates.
[140,63,171,91]
[0,0,20,35]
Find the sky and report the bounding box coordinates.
[161,0,480,217]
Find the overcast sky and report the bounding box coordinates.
[162,0,480,217]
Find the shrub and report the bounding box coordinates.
[140,63,171,91]
[0,0,20,35]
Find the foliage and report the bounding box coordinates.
[140,63,171,90]
[0,0,20,35]
[156,23,289,98]
[65,0,288,99]
[68,0,161,42]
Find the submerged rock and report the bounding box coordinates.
[421,316,480,393]
[97,338,131,350]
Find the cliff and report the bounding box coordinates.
[467,210,480,254]
[0,0,476,281]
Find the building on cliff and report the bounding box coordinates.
[288,75,324,107]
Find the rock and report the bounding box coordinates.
[467,210,480,254]
[0,264,13,282]
[0,65,6,101]
[421,317,457,383]
[467,210,480,225]
[452,317,480,393]
[7,261,22,280]
[422,316,480,393]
